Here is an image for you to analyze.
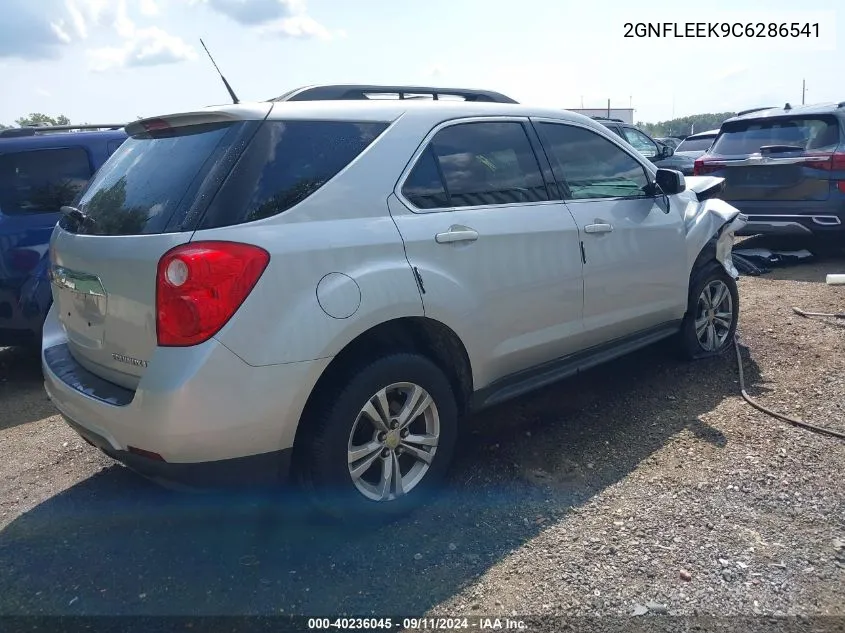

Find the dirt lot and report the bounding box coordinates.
[1,254,843,622]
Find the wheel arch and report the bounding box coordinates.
[292,316,474,461]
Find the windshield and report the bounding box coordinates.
[677,136,715,152]
[711,116,840,156]
[65,122,246,235]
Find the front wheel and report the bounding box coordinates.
[679,263,739,359]
[299,353,458,521]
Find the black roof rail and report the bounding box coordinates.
[736,106,775,116]
[590,116,625,123]
[269,84,518,104]
[0,123,125,139]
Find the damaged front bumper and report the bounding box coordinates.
[682,177,748,279]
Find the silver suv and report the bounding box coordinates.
[42,85,747,519]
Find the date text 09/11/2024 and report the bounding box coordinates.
[307,617,528,630]
[623,22,820,38]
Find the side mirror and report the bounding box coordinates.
[655,168,686,195]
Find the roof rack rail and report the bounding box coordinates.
[736,106,775,116]
[590,116,625,123]
[838,101,845,109]
[269,84,518,104]
[0,123,125,139]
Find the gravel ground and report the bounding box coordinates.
[0,251,843,625]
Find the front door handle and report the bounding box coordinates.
[584,223,613,234]
[435,226,479,244]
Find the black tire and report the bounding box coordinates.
[679,261,739,360]
[299,353,458,522]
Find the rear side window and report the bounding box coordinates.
[0,147,91,215]
[69,122,242,235]
[677,136,715,152]
[402,146,449,209]
[200,120,389,229]
[402,121,548,209]
[711,116,841,156]
[537,123,651,200]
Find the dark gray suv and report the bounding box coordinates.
[694,102,845,237]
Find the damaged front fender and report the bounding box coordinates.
[681,181,747,279]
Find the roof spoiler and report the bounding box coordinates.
[590,116,625,123]
[0,123,125,138]
[735,106,775,116]
[268,84,518,104]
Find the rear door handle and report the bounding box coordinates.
[584,223,613,234]
[435,226,479,244]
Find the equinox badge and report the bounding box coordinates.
[112,353,148,368]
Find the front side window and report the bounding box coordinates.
[537,123,651,200]
[403,121,548,209]
[0,147,91,215]
[622,127,659,159]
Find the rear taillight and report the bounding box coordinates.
[798,151,845,171]
[156,241,270,347]
[693,157,724,175]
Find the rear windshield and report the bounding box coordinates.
[677,136,715,152]
[711,116,841,156]
[0,147,92,215]
[66,121,243,235]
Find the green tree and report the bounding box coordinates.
[637,112,736,138]
[15,113,71,127]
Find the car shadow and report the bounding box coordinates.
[0,341,762,617]
[0,346,55,431]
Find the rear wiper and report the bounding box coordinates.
[759,144,804,154]
[60,205,95,227]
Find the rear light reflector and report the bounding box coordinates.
[801,151,845,171]
[156,241,270,347]
[837,181,845,194]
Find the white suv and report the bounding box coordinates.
[42,85,746,519]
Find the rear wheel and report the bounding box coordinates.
[679,262,739,359]
[299,353,458,521]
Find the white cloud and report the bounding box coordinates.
[88,26,197,71]
[36,87,53,97]
[50,20,73,44]
[2,0,191,71]
[139,0,160,16]
[197,0,335,39]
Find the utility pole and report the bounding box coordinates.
[607,98,611,118]
[802,79,806,105]
[581,95,584,108]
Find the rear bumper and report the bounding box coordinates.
[42,304,330,489]
[729,200,845,236]
[65,416,292,490]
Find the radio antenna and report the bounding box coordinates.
[199,38,240,104]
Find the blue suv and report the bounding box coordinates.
[0,125,126,348]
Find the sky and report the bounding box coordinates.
[0,0,842,126]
